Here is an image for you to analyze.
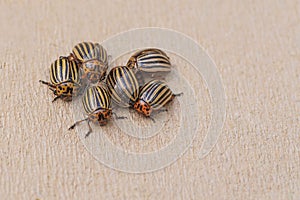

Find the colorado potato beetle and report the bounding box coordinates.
[106,66,139,107]
[134,79,182,117]
[39,57,83,102]
[69,85,112,138]
[64,42,108,83]
[126,48,172,77]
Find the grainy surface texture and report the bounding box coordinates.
[0,0,300,199]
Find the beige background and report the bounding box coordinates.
[0,0,299,199]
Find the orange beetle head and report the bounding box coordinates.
[53,82,73,101]
[93,109,112,126]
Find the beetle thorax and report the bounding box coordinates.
[133,99,152,117]
[89,109,112,126]
[55,82,73,96]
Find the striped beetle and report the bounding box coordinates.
[134,80,182,117]
[39,57,83,102]
[69,85,112,138]
[106,66,139,107]
[64,42,108,83]
[126,48,172,77]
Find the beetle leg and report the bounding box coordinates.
[157,108,168,113]
[107,55,112,65]
[150,108,168,118]
[112,112,127,120]
[68,117,89,130]
[52,96,61,103]
[85,120,93,138]
[149,116,156,123]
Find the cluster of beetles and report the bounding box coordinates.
[40,42,181,138]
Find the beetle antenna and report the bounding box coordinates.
[174,92,183,97]
[39,80,55,88]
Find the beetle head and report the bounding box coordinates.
[133,99,152,117]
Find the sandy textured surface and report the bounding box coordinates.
[0,0,299,199]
